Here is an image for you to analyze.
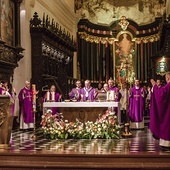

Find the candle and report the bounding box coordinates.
[47,91,50,101]
[32,84,36,103]
[51,91,55,101]
[110,91,115,101]
[106,91,110,100]
[32,84,36,112]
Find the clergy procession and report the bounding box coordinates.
[0,71,170,151]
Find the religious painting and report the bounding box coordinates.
[0,0,14,46]
[115,32,135,86]
[75,0,166,25]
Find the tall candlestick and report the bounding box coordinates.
[51,91,55,101]
[32,84,37,140]
[47,91,50,101]
[32,84,36,104]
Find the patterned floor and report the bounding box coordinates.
[7,127,170,155]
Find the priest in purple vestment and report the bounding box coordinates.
[18,81,33,130]
[150,79,163,139]
[150,72,170,149]
[101,83,109,92]
[108,79,122,101]
[69,80,81,101]
[129,79,145,129]
[43,85,61,115]
[80,80,98,101]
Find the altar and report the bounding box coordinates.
[43,101,121,123]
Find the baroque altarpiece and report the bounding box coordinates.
[77,17,160,86]
[76,0,169,86]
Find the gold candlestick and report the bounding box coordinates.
[122,123,133,138]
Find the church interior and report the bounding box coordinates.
[0,0,170,169]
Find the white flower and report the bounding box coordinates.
[98,124,101,127]
[110,112,115,115]
[65,120,68,123]
[47,109,52,113]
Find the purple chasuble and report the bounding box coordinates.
[158,82,170,141]
[69,88,81,101]
[18,87,33,123]
[80,87,97,101]
[129,87,144,122]
[149,85,163,138]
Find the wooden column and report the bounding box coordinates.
[13,0,23,48]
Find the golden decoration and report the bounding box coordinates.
[78,32,160,44]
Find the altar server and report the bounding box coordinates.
[128,79,145,129]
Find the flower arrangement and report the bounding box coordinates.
[41,109,120,140]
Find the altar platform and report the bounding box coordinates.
[0,128,170,170]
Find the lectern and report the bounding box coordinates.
[0,95,14,149]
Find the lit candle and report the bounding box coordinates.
[47,91,50,101]
[32,84,36,112]
[32,84,36,103]
[51,91,55,101]
[110,91,115,101]
[107,91,110,100]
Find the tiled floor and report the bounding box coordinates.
[7,127,170,155]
